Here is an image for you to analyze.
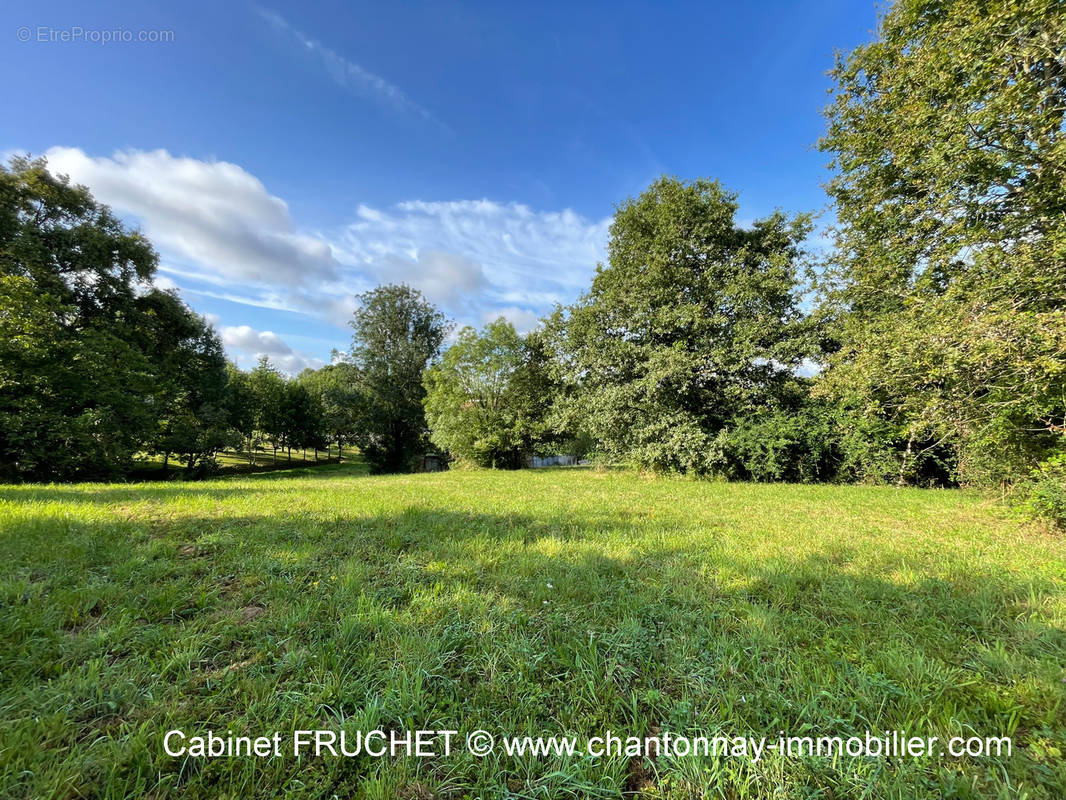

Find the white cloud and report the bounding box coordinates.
[152,274,180,292]
[376,250,486,306]
[481,306,541,333]
[255,7,443,128]
[220,324,323,374]
[220,325,294,355]
[42,147,339,289]
[35,147,609,351]
[336,199,609,322]
[270,353,326,374]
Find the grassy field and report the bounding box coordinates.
[132,447,350,478]
[2,465,1064,799]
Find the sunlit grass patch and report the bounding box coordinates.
[1,466,1064,798]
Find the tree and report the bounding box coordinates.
[278,381,326,460]
[136,289,233,474]
[0,157,158,479]
[717,377,847,483]
[298,362,361,457]
[225,364,257,464]
[424,318,557,468]
[248,356,287,462]
[817,0,1066,486]
[561,176,813,474]
[348,285,449,473]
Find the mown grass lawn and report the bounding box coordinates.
[2,465,1064,799]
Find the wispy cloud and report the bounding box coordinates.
[335,199,610,323]
[40,147,609,365]
[43,147,340,290]
[254,6,445,129]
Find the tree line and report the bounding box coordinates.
[1,0,1063,522]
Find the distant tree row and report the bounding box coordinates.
[0,160,443,480]
[0,151,565,479]
[0,158,425,478]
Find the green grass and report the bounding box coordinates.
[132,446,353,477]
[2,465,1064,799]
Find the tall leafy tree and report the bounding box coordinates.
[137,289,233,473]
[278,381,326,460]
[0,157,157,479]
[348,284,449,472]
[298,362,361,457]
[818,0,1066,485]
[248,356,287,462]
[424,318,557,468]
[225,363,258,464]
[561,176,812,474]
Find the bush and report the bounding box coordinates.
[1026,455,1066,529]
[722,402,843,483]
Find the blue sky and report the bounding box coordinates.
[4,0,879,372]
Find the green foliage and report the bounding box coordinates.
[298,362,361,454]
[719,381,844,483]
[1026,455,1066,529]
[424,318,557,468]
[224,364,256,442]
[817,0,1066,486]
[562,176,813,474]
[137,289,234,473]
[348,284,449,473]
[0,275,148,479]
[0,158,161,480]
[279,381,327,455]
[0,156,157,320]
[0,157,247,479]
[248,356,288,457]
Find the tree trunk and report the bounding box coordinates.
[897,432,915,487]
[162,452,169,474]
[287,446,292,462]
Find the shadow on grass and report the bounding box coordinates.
[128,457,345,483]
[3,503,1065,798]
[0,462,372,505]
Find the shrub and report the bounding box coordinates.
[722,402,844,483]
[1026,455,1066,529]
